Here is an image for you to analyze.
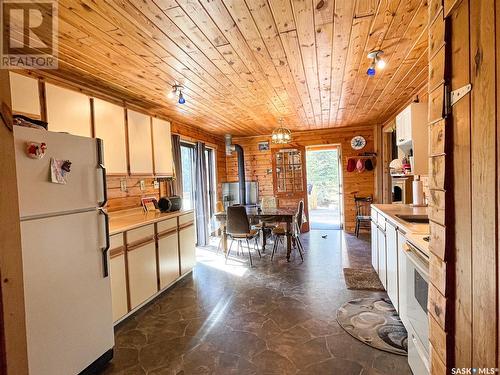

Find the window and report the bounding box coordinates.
[180,143,195,210]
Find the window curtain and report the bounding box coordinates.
[194,141,209,246]
[171,134,183,196]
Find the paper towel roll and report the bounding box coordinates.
[412,176,424,206]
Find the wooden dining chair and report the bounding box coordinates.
[354,196,373,237]
[215,201,225,253]
[225,206,261,266]
[271,200,304,261]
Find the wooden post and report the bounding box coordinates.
[0,71,29,374]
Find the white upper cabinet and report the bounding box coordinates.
[395,102,429,175]
[152,117,173,176]
[395,106,411,146]
[127,109,153,175]
[45,84,92,137]
[9,72,40,117]
[93,99,128,174]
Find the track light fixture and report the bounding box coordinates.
[169,84,185,104]
[366,50,385,76]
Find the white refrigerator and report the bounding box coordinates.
[13,126,114,375]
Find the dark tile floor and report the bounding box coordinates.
[102,230,411,375]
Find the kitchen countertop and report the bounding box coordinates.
[371,204,429,234]
[109,208,194,235]
[372,204,430,255]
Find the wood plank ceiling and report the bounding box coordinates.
[32,0,429,136]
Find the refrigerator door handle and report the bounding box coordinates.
[96,138,108,208]
[99,208,110,278]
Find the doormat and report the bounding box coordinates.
[336,297,407,356]
[343,268,384,291]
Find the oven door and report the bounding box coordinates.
[405,242,430,352]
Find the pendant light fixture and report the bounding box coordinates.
[366,50,385,76]
[168,84,186,104]
[271,118,292,144]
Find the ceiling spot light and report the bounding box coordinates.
[366,50,385,76]
[178,91,185,104]
[169,84,185,104]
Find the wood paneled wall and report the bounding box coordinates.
[429,0,500,372]
[227,125,376,233]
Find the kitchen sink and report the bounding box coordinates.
[395,214,430,224]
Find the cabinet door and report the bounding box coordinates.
[152,118,173,176]
[386,222,399,311]
[371,221,378,272]
[46,83,92,137]
[127,242,157,309]
[377,227,387,289]
[179,225,196,275]
[93,99,127,174]
[109,234,128,322]
[397,232,409,327]
[158,231,179,289]
[9,72,40,117]
[110,253,128,322]
[127,109,153,175]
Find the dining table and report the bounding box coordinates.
[214,206,297,261]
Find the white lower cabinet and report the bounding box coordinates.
[179,225,196,275]
[110,253,128,322]
[158,231,180,289]
[377,225,387,289]
[371,220,378,272]
[127,242,158,309]
[386,222,399,312]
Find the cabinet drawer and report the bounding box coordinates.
[371,209,378,223]
[179,212,194,226]
[157,218,177,234]
[126,224,155,245]
[110,233,124,250]
[179,225,196,275]
[109,253,128,322]
[158,232,180,289]
[127,242,158,309]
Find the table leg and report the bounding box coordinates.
[286,221,292,261]
[222,225,228,254]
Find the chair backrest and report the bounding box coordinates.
[215,201,224,213]
[226,205,250,235]
[296,200,304,229]
[261,196,277,209]
[354,196,373,217]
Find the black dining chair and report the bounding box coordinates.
[225,205,261,266]
[271,200,304,261]
[354,196,373,237]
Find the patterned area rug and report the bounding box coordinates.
[336,297,408,356]
[343,268,385,291]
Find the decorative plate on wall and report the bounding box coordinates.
[351,136,366,150]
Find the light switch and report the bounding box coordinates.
[140,180,146,191]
